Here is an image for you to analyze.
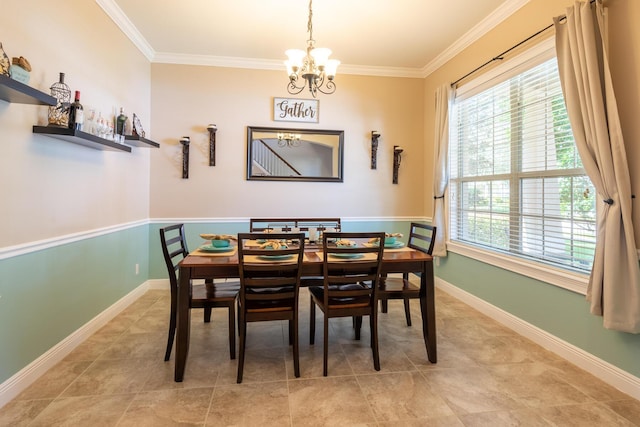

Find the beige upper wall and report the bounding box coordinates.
[0,1,152,247]
[149,65,425,219]
[422,0,640,245]
[6,0,636,245]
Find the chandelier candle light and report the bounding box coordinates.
[277,132,302,147]
[285,0,340,97]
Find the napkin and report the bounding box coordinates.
[200,233,237,241]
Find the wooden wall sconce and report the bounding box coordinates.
[371,131,380,169]
[393,145,403,184]
[207,124,217,166]
[180,136,190,179]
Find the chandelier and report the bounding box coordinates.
[284,0,340,98]
[277,132,301,147]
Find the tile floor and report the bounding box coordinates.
[1,285,639,426]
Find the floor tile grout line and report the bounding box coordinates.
[5,288,640,426]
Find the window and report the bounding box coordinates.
[449,43,596,275]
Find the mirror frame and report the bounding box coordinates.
[246,126,344,182]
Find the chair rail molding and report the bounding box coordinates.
[0,219,149,260]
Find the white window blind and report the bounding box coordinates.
[450,54,596,273]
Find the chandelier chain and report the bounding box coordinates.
[307,0,314,43]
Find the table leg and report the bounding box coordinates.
[419,260,437,363]
[175,265,192,382]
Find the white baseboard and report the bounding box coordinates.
[0,281,150,409]
[436,278,640,401]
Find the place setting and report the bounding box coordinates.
[318,238,377,261]
[362,233,409,252]
[193,233,238,256]
[244,239,306,263]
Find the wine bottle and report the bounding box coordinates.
[116,108,127,136]
[68,91,84,131]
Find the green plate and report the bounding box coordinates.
[329,253,364,259]
[258,254,294,260]
[371,241,405,249]
[384,241,405,249]
[199,245,235,253]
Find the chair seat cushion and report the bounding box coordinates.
[309,285,371,308]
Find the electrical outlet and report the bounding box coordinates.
[435,257,440,267]
[135,263,139,275]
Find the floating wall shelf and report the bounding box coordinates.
[32,126,132,152]
[124,135,159,148]
[0,74,56,105]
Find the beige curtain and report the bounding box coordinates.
[432,84,453,257]
[554,1,640,333]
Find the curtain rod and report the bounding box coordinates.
[449,0,597,88]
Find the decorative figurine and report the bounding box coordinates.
[0,43,11,77]
[132,113,145,137]
[10,56,31,84]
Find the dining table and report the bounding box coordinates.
[174,240,436,382]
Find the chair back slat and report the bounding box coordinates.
[407,223,437,255]
[237,233,305,308]
[249,218,341,238]
[322,232,385,304]
[160,224,189,290]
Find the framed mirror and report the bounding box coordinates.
[247,126,344,182]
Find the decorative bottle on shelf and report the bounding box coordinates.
[48,72,71,127]
[68,91,84,131]
[116,108,127,136]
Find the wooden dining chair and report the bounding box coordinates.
[159,224,239,361]
[236,232,305,383]
[378,223,436,326]
[309,231,385,376]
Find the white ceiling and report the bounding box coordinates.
[99,0,530,77]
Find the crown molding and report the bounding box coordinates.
[421,0,531,77]
[151,53,283,70]
[152,52,424,78]
[97,0,529,78]
[95,0,155,61]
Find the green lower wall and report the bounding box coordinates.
[2,220,639,387]
[0,225,149,384]
[437,252,640,378]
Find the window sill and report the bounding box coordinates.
[446,241,589,295]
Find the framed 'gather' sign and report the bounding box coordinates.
[273,97,319,123]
